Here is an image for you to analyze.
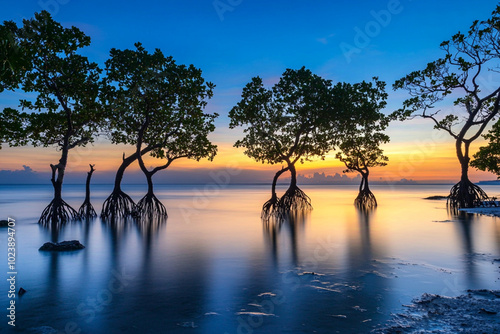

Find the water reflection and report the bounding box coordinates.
[348,208,377,269]
[263,210,308,267]
[341,208,390,331]
[6,185,500,333]
[448,211,480,287]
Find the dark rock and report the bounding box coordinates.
[479,308,497,315]
[423,195,448,200]
[0,220,9,227]
[18,287,26,296]
[39,240,85,251]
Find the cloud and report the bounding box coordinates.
[316,33,336,45]
[0,165,47,184]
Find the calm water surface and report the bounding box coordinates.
[0,184,499,333]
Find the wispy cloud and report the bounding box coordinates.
[316,33,336,45]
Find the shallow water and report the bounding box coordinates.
[0,184,499,333]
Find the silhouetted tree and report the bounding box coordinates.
[337,133,389,210]
[0,11,103,225]
[78,164,97,218]
[230,67,334,220]
[394,6,500,208]
[101,43,216,221]
[471,120,500,177]
[334,79,389,210]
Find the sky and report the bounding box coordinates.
[1,0,499,184]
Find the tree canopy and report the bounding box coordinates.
[229,67,335,167]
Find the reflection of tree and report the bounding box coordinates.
[263,210,308,267]
[449,211,479,286]
[495,218,500,255]
[341,207,389,332]
[136,217,167,263]
[346,208,379,273]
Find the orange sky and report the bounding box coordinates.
[0,131,495,183]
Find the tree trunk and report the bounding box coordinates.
[289,163,297,188]
[355,170,377,210]
[78,164,96,218]
[448,140,488,208]
[275,161,312,219]
[52,144,68,201]
[134,171,167,220]
[101,147,157,220]
[39,143,79,226]
[262,166,290,220]
[85,165,94,202]
[271,167,289,200]
[146,173,154,196]
[113,153,138,192]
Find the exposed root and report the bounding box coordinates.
[354,189,377,211]
[133,192,168,221]
[101,190,135,222]
[447,179,488,209]
[39,198,79,227]
[276,186,312,220]
[78,201,97,219]
[261,195,279,222]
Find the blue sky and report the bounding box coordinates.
[1,0,499,182]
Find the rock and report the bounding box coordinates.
[18,287,26,296]
[423,195,448,200]
[0,220,9,227]
[479,307,497,315]
[39,240,85,251]
[375,290,500,333]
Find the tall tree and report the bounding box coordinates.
[334,79,389,210]
[393,6,500,208]
[0,11,103,225]
[101,43,216,221]
[229,67,335,220]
